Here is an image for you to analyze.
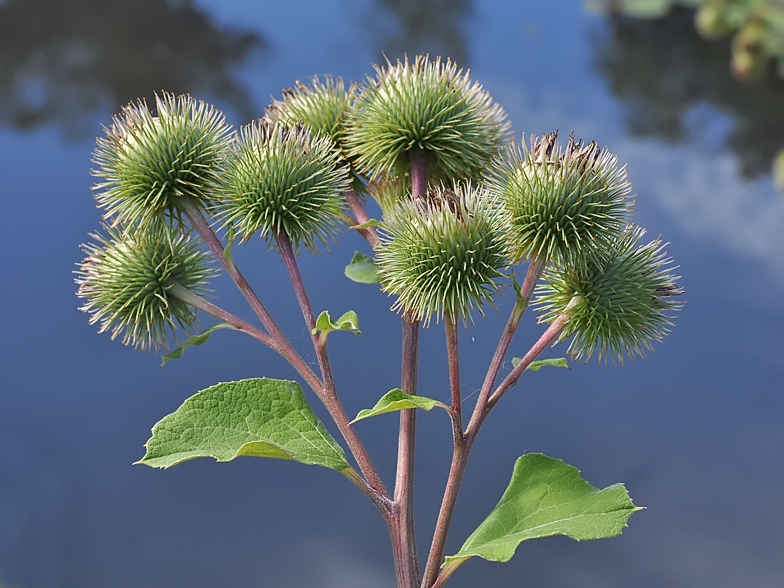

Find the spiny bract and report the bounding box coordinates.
[533,225,684,365]
[488,131,633,268]
[376,182,510,325]
[75,227,216,352]
[266,74,355,151]
[216,120,351,252]
[346,55,511,182]
[92,93,233,233]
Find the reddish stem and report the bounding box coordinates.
[445,314,461,416]
[346,189,379,246]
[393,315,421,588]
[275,230,389,502]
[176,196,324,394]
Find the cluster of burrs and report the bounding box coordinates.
[77,55,682,363]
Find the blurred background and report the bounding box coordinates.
[1,1,783,586]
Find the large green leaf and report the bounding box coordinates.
[160,322,239,367]
[313,310,361,337]
[344,251,381,284]
[444,454,641,571]
[137,378,349,471]
[511,357,570,372]
[351,389,449,424]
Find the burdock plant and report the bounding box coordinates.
[76,57,683,588]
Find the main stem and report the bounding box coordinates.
[391,146,430,588]
[275,230,389,502]
[393,315,421,588]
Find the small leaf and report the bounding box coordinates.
[161,322,239,367]
[223,225,237,268]
[138,378,349,471]
[512,274,526,308]
[511,357,570,371]
[313,310,361,336]
[351,389,449,424]
[345,251,381,284]
[349,219,381,230]
[444,454,641,571]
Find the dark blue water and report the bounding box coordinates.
[1,1,783,587]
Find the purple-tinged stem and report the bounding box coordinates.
[168,283,275,349]
[422,260,553,588]
[390,146,430,588]
[176,196,324,395]
[445,314,462,416]
[345,189,379,246]
[393,315,421,588]
[276,230,389,501]
[410,146,430,198]
[465,256,546,436]
[486,296,579,411]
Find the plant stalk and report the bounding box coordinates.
[346,189,379,246]
[275,230,389,501]
[392,315,421,588]
[445,314,461,415]
[390,146,430,588]
[422,260,554,588]
[465,256,546,436]
[487,296,579,410]
[176,197,322,394]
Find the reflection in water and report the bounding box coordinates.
[372,0,470,66]
[0,0,264,137]
[593,7,784,179]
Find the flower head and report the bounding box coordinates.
[488,131,633,267]
[92,93,233,233]
[346,55,511,182]
[75,227,216,351]
[266,75,355,151]
[265,75,364,192]
[376,182,510,325]
[533,226,684,365]
[216,120,351,252]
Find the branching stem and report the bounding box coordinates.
[276,230,389,501]
[346,189,379,246]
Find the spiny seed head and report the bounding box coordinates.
[346,54,511,182]
[266,75,355,151]
[533,226,684,365]
[216,119,351,252]
[488,131,633,267]
[75,226,216,352]
[265,75,364,192]
[376,181,510,326]
[92,93,233,233]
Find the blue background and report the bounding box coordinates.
[1,1,782,587]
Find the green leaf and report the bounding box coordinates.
[444,454,641,571]
[348,219,381,230]
[137,378,350,471]
[351,389,449,424]
[223,225,237,268]
[511,357,570,371]
[161,322,239,367]
[344,251,381,284]
[313,310,361,336]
